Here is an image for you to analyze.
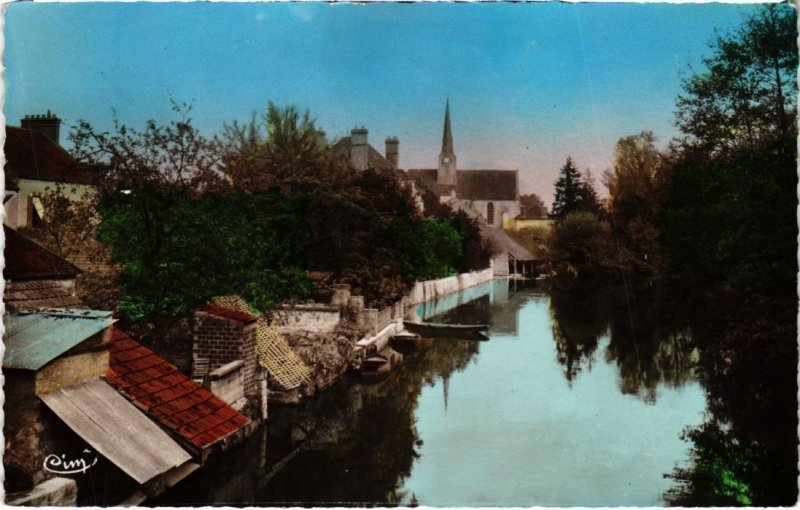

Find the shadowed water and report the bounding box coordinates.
[157,279,706,507]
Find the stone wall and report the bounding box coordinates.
[272,305,340,334]
[406,267,494,305]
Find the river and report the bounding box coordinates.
[157,278,709,506]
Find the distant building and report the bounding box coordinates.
[407,100,522,229]
[4,111,96,229]
[331,127,398,171]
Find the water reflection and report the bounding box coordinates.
[157,279,705,506]
[549,281,699,402]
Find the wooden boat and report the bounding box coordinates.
[389,333,423,355]
[403,321,489,341]
[358,354,391,383]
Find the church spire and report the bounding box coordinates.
[437,99,457,188]
[441,99,454,155]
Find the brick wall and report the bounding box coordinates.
[193,310,266,421]
[193,311,245,372]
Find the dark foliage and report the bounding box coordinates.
[97,187,312,320]
[552,157,601,219]
[661,134,796,297]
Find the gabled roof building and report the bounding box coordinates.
[4,112,96,229]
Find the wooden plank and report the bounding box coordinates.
[80,380,189,466]
[41,386,154,484]
[40,380,191,484]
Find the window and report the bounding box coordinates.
[487,202,495,225]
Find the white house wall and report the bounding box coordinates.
[5,179,93,229]
[461,199,521,228]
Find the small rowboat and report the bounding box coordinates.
[403,321,489,341]
[358,354,391,383]
[390,333,423,355]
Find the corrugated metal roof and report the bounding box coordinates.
[39,379,193,485]
[3,310,114,370]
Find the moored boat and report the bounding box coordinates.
[358,354,392,383]
[403,321,489,341]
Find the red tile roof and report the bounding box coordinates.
[106,327,249,450]
[202,303,257,324]
[4,226,82,280]
[5,126,95,186]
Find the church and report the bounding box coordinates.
[407,101,522,229]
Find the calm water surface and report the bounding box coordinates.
[160,279,707,507]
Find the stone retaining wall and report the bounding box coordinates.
[406,267,494,305]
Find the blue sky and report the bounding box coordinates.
[5,2,762,203]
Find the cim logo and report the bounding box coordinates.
[43,449,98,475]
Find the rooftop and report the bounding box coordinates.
[4,126,95,186]
[4,280,85,310]
[202,302,258,324]
[331,136,395,170]
[407,169,518,201]
[106,328,250,450]
[3,309,114,370]
[4,226,82,280]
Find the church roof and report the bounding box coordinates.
[406,169,518,201]
[457,170,518,201]
[330,137,395,170]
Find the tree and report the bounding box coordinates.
[552,210,604,269]
[605,131,670,227]
[675,4,797,154]
[219,102,348,196]
[70,102,224,195]
[97,187,312,320]
[519,193,548,218]
[552,157,600,219]
[22,184,123,311]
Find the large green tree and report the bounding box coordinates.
[675,4,797,154]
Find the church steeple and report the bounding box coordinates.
[437,99,457,188]
[442,99,454,155]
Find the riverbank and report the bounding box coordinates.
[267,267,495,405]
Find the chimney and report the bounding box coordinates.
[21,110,61,145]
[385,136,399,168]
[350,127,369,171]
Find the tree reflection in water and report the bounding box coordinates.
[262,336,479,505]
[548,280,698,401]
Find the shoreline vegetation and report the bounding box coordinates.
[17,4,797,506]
